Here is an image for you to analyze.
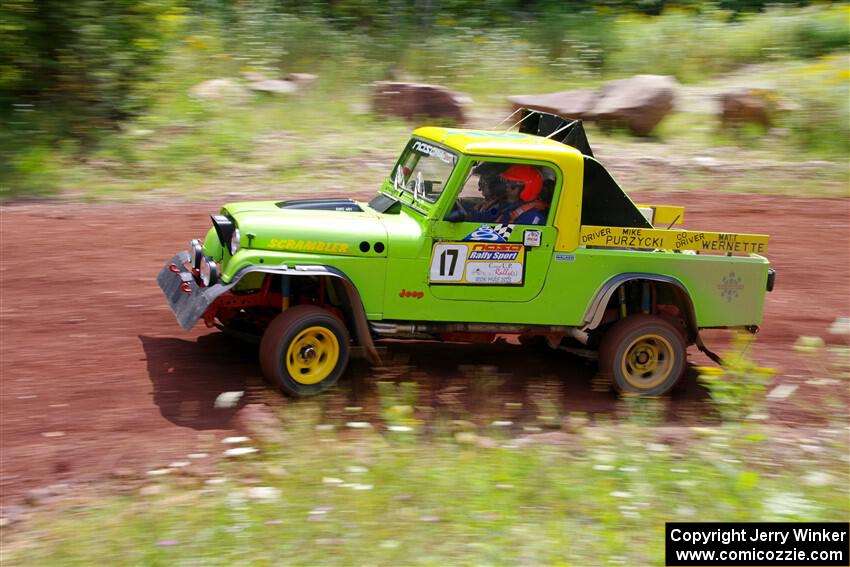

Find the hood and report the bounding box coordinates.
[222,198,389,257]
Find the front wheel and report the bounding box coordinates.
[598,315,687,396]
[259,305,350,396]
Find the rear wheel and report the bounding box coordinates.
[260,305,350,396]
[599,315,686,396]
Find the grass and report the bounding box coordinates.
[5,82,848,202]
[2,413,847,565]
[2,339,848,564]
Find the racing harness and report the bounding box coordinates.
[501,200,549,223]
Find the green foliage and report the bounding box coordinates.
[0,0,186,125]
[606,5,850,82]
[2,2,847,198]
[620,394,666,426]
[4,416,848,565]
[777,54,850,157]
[698,333,775,421]
[376,381,419,427]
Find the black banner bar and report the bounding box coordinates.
[666,522,849,566]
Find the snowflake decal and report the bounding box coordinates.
[718,271,744,302]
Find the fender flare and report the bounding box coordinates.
[193,262,380,365]
[235,264,381,365]
[581,273,699,338]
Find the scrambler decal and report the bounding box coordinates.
[267,239,351,254]
[430,242,525,285]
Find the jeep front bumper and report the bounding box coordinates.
[156,252,237,330]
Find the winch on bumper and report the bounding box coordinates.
[156,251,238,330]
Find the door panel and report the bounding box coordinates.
[428,220,555,302]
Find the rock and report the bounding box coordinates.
[508,75,678,136]
[718,87,779,129]
[829,317,850,336]
[655,426,694,448]
[140,485,162,496]
[454,431,478,445]
[0,505,26,528]
[224,447,258,457]
[234,404,285,444]
[111,467,135,479]
[214,391,244,409]
[589,75,678,136]
[285,73,318,89]
[189,79,250,104]
[248,79,298,95]
[247,486,281,502]
[508,88,597,119]
[767,384,798,400]
[691,156,722,170]
[25,487,57,506]
[147,468,172,477]
[242,71,269,82]
[514,431,577,448]
[41,431,65,438]
[372,81,469,125]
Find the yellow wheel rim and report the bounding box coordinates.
[285,326,340,385]
[620,334,674,390]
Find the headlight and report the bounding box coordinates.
[200,256,219,287]
[230,228,241,255]
[188,239,203,270]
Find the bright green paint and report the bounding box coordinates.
[205,129,770,329]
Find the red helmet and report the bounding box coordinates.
[500,165,543,201]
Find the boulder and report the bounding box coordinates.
[718,87,778,129]
[189,79,250,104]
[509,75,678,136]
[248,79,298,95]
[372,81,469,124]
[508,89,596,120]
[285,73,319,89]
[246,73,319,95]
[588,74,678,136]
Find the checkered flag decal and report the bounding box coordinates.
[493,224,514,240]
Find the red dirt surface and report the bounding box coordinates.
[1,191,848,505]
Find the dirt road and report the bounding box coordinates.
[1,191,848,504]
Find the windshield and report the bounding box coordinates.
[390,140,458,204]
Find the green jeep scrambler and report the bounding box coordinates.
[157,111,775,397]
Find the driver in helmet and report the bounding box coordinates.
[466,162,508,222]
[495,165,549,225]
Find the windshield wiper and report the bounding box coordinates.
[393,166,406,192]
[412,171,424,204]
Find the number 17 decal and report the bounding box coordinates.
[429,241,526,285]
[430,244,468,282]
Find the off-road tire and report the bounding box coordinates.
[598,314,687,396]
[259,305,350,396]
